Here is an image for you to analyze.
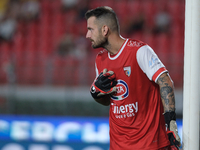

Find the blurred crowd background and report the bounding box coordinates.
[0,0,184,117]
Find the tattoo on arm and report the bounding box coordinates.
[157,73,175,112]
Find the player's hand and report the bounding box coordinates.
[164,111,181,150]
[167,120,181,150]
[90,69,117,99]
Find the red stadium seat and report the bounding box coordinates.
[126,0,141,15]
[143,33,155,49]
[0,0,185,87]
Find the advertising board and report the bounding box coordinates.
[0,115,182,150]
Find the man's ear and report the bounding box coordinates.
[102,25,109,36]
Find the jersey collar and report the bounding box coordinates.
[108,39,128,60]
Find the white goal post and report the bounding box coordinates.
[183,0,200,149]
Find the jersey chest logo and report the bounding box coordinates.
[111,80,129,101]
[123,66,131,77]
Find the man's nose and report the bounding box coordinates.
[86,31,90,39]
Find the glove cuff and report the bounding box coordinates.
[164,111,176,130]
[90,85,102,99]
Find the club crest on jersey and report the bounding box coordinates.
[123,66,131,77]
[111,80,129,101]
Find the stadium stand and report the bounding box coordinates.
[0,0,185,88]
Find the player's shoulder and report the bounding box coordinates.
[126,38,147,49]
[97,49,107,55]
[96,49,108,58]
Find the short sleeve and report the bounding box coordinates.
[136,45,168,82]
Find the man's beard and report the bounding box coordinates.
[91,36,108,49]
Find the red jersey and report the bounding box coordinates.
[94,39,170,150]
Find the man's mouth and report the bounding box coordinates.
[90,40,94,44]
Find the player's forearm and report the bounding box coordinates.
[157,72,175,112]
[158,73,181,148]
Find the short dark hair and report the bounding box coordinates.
[85,6,120,33]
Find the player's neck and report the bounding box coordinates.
[105,34,125,55]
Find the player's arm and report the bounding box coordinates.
[90,69,117,106]
[157,72,175,112]
[136,44,180,148]
[157,72,181,149]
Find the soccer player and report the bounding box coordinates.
[85,6,181,150]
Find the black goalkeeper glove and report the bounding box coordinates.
[90,69,117,99]
[164,111,181,150]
